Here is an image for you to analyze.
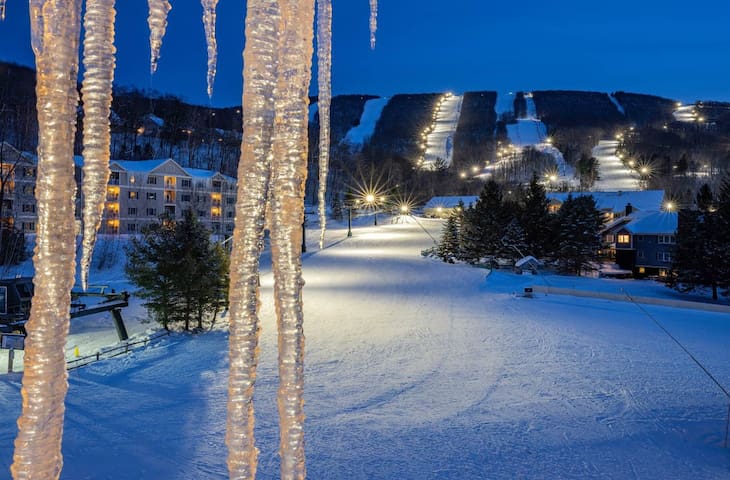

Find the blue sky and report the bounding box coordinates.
[1,0,729,107]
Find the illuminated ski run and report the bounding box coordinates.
[421,93,462,170]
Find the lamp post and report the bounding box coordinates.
[365,193,377,225]
[347,206,352,237]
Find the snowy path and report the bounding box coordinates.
[422,93,463,169]
[1,218,730,479]
[593,140,641,191]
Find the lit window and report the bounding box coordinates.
[617,234,630,244]
[128,191,138,199]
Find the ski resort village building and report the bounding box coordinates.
[0,146,237,237]
[102,159,237,236]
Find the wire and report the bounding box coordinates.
[408,214,439,245]
[623,291,730,400]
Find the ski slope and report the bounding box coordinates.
[592,140,641,191]
[343,97,389,147]
[421,93,463,169]
[1,219,730,479]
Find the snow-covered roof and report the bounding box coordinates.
[184,167,236,183]
[423,196,478,210]
[625,211,677,234]
[111,159,172,173]
[547,190,664,213]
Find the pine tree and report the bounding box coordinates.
[696,183,714,212]
[556,195,602,275]
[125,209,230,330]
[499,218,528,261]
[519,173,553,257]
[437,213,460,263]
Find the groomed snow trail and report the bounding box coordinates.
[422,93,463,169]
[592,139,641,191]
[1,219,729,479]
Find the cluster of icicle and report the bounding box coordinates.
[317,0,332,249]
[10,0,352,477]
[147,0,171,73]
[12,0,83,478]
[369,0,377,49]
[80,0,117,292]
[226,0,314,477]
[201,0,219,98]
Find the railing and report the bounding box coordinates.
[66,330,171,371]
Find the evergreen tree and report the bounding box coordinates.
[461,180,504,262]
[669,210,718,298]
[519,173,554,257]
[499,218,528,261]
[556,195,602,275]
[695,183,714,212]
[437,213,460,263]
[125,209,230,330]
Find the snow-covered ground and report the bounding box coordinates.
[506,118,547,147]
[343,96,389,147]
[592,140,641,191]
[421,93,463,169]
[1,218,730,479]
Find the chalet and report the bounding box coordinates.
[423,196,477,218]
[546,190,665,220]
[605,211,677,277]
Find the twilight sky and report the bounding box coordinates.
[0,0,729,107]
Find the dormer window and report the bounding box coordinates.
[617,234,630,244]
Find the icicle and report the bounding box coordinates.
[226,0,280,478]
[12,0,83,478]
[270,0,315,477]
[317,0,332,249]
[369,0,377,49]
[201,0,219,98]
[147,0,171,73]
[0,1,6,21]
[80,0,117,291]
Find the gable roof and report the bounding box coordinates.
[547,190,664,213]
[109,158,193,177]
[423,196,478,210]
[625,211,677,234]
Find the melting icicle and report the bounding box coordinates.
[147,0,171,73]
[201,0,219,98]
[226,0,280,478]
[369,0,377,49]
[80,0,117,291]
[317,0,332,249]
[12,0,83,478]
[270,0,315,476]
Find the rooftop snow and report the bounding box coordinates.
[423,195,478,209]
[626,211,678,234]
[547,190,664,213]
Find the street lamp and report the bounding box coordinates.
[347,206,352,237]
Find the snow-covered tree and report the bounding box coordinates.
[555,194,602,275]
[437,212,460,262]
[520,173,554,257]
[499,218,528,261]
[125,209,229,330]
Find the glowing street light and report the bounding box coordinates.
[664,201,675,211]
